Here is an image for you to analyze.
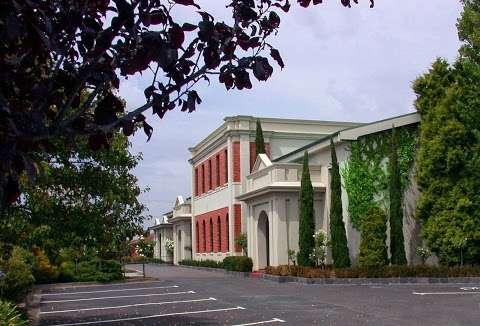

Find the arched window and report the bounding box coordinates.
[196,222,199,253]
[209,218,214,252]
[225,213,229,252]
[217,216,222,252]
[202,220,206,253]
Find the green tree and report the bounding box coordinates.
[298,151,315,266]
[389,127,407,265]
[359,207,389,267]
[329,139,350,268]
[1,132,148,260]
[414,1,480,265]
[255,119,266,156]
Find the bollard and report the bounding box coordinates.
[142,262,145,278]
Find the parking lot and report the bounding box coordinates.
[37,264,480,325]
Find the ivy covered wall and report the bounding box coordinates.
[341,125,418,230]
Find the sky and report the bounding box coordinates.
[119,1,463,226]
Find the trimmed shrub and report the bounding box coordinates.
[75,259,123,282]
[0,248,35,302]
[0,300,28,326]
[358,207,388,267]
[223,256,253,272]
[178,259,223,269]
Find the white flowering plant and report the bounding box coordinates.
[416,246,431,264]
[311,230,329,268]
[164,239,174,254]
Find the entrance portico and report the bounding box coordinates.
[238,154,328,271]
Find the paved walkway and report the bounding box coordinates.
[37,264,480,325]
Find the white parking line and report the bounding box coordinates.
[41,290,195,303]
[40,297,216,315]
[42,285,179,296]
[233,318,286,325]
[413,291,480,295]
[52,306,246,326]
[43,280,171,290]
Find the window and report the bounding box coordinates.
[217,216,222,252]
[216,155,220,188]
[196,222,199,253]
[224,149,228,184]
[195,168,199,196]
[209,219,214,252]
[208,160,212,190]
[202,220,206,252]
[225,213,229,251]
[201,164,205,194]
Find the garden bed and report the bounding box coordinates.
[265,265,480,282]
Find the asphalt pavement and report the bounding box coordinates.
[37,264,480,325]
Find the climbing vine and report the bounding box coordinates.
[341,125,418,230]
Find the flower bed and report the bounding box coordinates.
[265,265,480,279]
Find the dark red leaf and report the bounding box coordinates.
[122,120,135,136]
[253,57,273,81]
[169,24,185,49]
[143,121,153,141]
[270,48,285,69]
[173,0,200,9]
[182,23,198,32]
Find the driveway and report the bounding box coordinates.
[37,264,480,325]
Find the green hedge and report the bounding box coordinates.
[223,256,253,272]
[266,265,480,279]
[178,259,223,269]
[179,257,253,272]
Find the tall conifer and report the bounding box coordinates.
[329,139,351,268]
[298,151,315,266]
[255,119,265,155]
[389,126,407,265]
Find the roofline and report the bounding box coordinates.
[188,115,364,155]
[273,112,419,162]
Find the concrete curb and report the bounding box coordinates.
[261,274,480,285]
[24,286,41,326]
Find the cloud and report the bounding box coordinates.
[125,1,463,225]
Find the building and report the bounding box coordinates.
[149,196,193,264]
[150,113,422,271]
[189,116,362,262]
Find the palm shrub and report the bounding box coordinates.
[255,119,265,155]
[359,207,389,267]
[389,127,407,265]
[0,300,28,326]
[329,139,350,268]
[298,151,315,266]
[235,233,248,256]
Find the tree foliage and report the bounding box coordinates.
[329,139,350,268]
[414,0,480,265]
[1,132,147,260]
[389,127,407,265]
[298,151,315,266]
[255,119,266,155]
[0,0,373,210]
[358,207,388,267]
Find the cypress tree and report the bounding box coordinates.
[359,207,389,267]
[389,126,407,265]
[329,139,351,268]
[298,151,315,266]
[255,119,265,155]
